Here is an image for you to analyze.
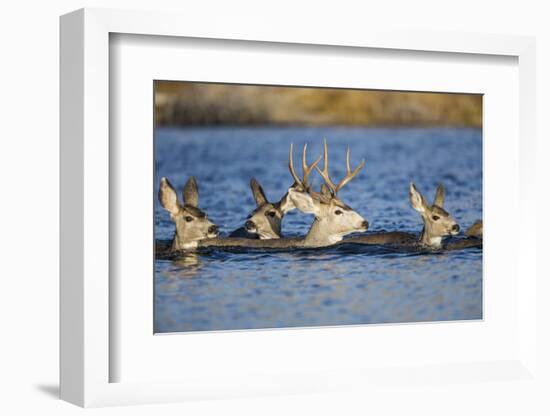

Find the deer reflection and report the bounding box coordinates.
[172,251,201,270]
[156,240,203,278]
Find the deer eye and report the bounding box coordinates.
[335,209,343,215]
[185,216,194,222]
[266,211,276,218]
[432,215,440,221]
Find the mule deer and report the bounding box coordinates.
[287,140,369,246]
[237,143,322,239]
[158,176,219,251]
[198,141,368,249]
[229,178,297,239]
[408,182,460,248]
[344,182,481,250]
[465,220,483,238]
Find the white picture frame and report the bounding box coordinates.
[60,7,538,407]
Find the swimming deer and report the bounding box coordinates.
[408,182,460,248]
[344,183,481,250]
[287,140,369,246]
[198,141,369,249]
[465,220,483,238]
[158,176,219,251]
[229,177,296,239]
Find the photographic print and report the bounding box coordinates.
[154,81,482,333]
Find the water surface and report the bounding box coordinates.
[154,126,482,333]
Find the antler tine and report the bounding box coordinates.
[301,143,322,189]
[315,138,338,194]
[288,143,304,189]
[335,146,365,193]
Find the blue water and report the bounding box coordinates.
[154,126,482,333]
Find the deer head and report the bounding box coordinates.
[243,178,296,239]
[159,176,219,250]
[409,182,460,248]
[465,220,483,239]
[288,140,369,247]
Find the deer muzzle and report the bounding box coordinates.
[208,225,219,237]
[245,220,256,232]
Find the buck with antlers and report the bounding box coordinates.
[198,141,369,249]
[286,140,369,246]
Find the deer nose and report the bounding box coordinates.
[245,220,255,231]
[362,220,369,230]
[452,224,460,232]
[208,225,219,235]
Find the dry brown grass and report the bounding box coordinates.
[155,81,482,127]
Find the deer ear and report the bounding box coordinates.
[250,178,268,207]
[433,184,445,207]
[409,182,428,214]
[183,176,199,207]
[278,192,295,214]
[288,189,321,216]
[159,177,181,215]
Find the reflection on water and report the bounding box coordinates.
[154,126,482,333]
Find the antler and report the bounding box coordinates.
[288,143,321,191]
[316,139,365,195]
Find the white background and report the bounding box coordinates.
[1,1,549,415]
[112,34,519,384]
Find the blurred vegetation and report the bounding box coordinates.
[155,81,482,127]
